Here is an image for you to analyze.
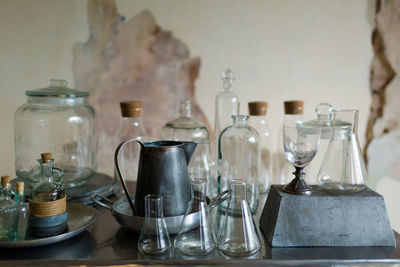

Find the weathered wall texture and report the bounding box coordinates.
[73,0,209,176]
[365,0,400,188]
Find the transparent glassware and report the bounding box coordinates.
[318,109,367,193]
[276,100,304,185]
[0,176,18,241]
[188,141,216,198]
[212,69,240,178]
[218,115,260,213]
[14,79,96,188]
[217,179,261,257]
[302,103,334,184]
[31,153,65,202]
[138,194,171,255]
[16,182,29,240]
[175,179,216,256]
[248,101,271,194]
[113,101,147,195]
[282,122,321,195]
[160,100,209,142]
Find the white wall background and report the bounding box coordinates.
[1,0,390,229]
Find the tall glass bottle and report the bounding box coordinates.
[275,100,304,185]
[160,100,214,197]
[113,101,147,195]
[0,176,18,241]
[248,101,271,194]
[218,115,260,213]
[16,182,29,240]
[213,69,240,179]
[29,153,67,237]
[318,109,367,193]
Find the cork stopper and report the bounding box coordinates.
[284,100,304,115]
[1,176,10,187]
[41,153,52,163]
[248,101,268,116]
[16,182,24,194]
[120,101,143,118]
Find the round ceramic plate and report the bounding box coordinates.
[0,202,98,248]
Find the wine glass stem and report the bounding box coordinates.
[293,167,304,180]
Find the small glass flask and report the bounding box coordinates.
[113,101,147,195]
[175,179,216,256]
[218,115,260,213]
[0,176,18,241]
[138,194,171,255]
[248,101,271,194]
[217,179,261,257]
[212,69,240,178]
[275,100,304,185]
[29,153,68,237]
[318,109,367,193]
[16,182,29,240]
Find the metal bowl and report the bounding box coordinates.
[91,191,230,234]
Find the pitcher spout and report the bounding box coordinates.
[181,141,197,165]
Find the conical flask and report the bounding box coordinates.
[175,179,216,256]
[317,109,368,193]
[138,194,171,255]
[217,179,261,257]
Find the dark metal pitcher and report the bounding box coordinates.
[115,140,196,217]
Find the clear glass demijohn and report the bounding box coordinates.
[317,109,368,193]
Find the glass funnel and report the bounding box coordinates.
[317,109,367,193]
[175,179,216,256]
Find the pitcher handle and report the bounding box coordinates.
[114,138,145,215]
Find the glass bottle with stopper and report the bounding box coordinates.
[29,153,68,237]
[16,181,29,240]
[318,109,367,193]
[212,69,240,178]
[276,100,304,185]
[0,176,18,241]
[113,101,147,195]
[248,101,271,193]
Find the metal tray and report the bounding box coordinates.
[0,202,98,248]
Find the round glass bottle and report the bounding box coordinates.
[218,115,260,213]
[14,79,96,188]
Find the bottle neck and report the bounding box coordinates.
[2,184,13,200]
[233,115,249,126]
[17,192,25,204]
[121,116,143,126]
[40,161,55,183]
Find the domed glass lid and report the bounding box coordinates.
[26,79,89,97]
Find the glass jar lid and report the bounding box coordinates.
[26,79,89,97]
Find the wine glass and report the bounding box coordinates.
[282,122,321,195]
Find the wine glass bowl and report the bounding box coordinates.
[282,123,321,195]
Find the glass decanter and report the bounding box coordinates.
[248,101,271,194]
[318,109,367,193]
[0,176,18,241]
[276,100,304,185]
[218,115,260,213]
[113,101,147,195]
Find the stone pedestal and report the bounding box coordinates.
[259,185,395,247]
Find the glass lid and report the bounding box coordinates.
[26,79,89,97]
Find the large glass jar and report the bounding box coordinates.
[14,79,96,188]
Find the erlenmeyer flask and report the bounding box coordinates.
[217,179,261,257]
[318,109,368,193]
[175,179,216,256]
[138,195,171,255]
